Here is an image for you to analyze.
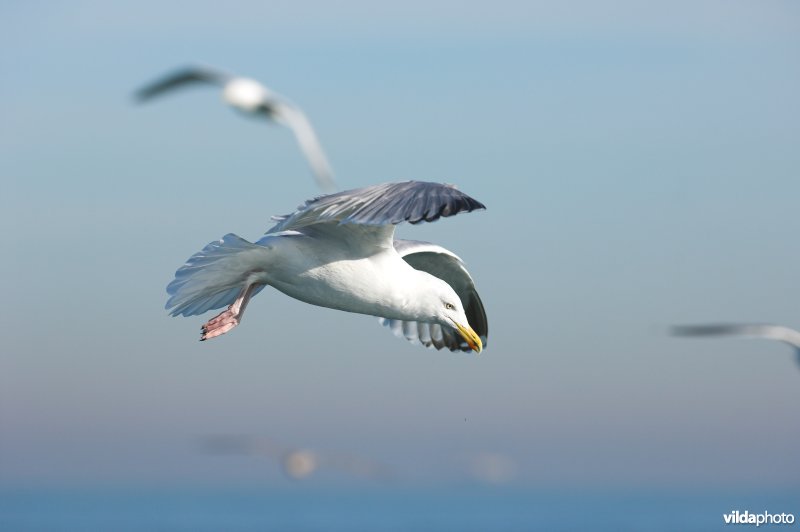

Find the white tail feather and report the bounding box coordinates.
[166,234,269,317]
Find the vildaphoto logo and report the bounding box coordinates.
[723,510,795,526]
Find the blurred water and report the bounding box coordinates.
[1,486,797,531]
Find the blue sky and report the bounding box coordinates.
[2,1,799,489]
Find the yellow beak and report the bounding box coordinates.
[453,320,483,353]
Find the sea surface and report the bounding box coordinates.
[1,485,797,531]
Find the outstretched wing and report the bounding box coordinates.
[267,181,485,234]
[671,323,800,348]
[270,103,337,192]
[134,66,230,102]
[379,239,488,352]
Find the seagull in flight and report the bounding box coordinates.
[671,323,800,369]
[135,65,337,192]
[165,181,488,352]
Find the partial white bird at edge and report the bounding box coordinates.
[671,323,800,371]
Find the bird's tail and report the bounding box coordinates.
[166,233,269,317]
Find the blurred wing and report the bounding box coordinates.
[268,181,485,234]
[379,239,488,352]
[671,323,800,347]
[134,66,230,102]
[272,103,337,192]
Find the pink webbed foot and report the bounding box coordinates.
[199,283,259,341]
[200,307,241,340]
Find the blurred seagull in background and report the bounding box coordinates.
[671,323,800,369]
[135,65,337,192]
[200,435,392,481]
[166,181,488,352]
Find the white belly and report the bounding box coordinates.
[262,233,414,319]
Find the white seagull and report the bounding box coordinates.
[166,181,488,352]
[135,65,337,192]
[671,323,800,369]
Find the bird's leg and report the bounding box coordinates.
[201,283,259,341]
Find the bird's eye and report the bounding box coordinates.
[445,303,455,310]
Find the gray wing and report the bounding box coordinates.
[267,181,485,234]
[134,66,230,102]
[671,323,800,348]
[270,103,337,192]
[379,239,488,352]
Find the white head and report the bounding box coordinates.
[222,78,270,112]
[417,274,483,353]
